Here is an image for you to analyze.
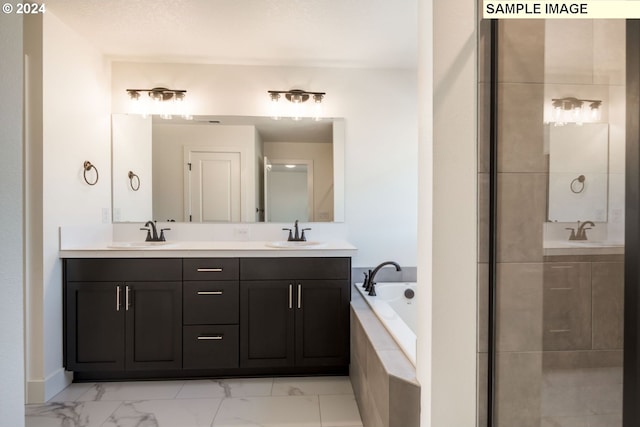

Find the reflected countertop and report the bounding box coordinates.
[543,240,624,256]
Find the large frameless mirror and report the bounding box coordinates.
[112,114,345,223]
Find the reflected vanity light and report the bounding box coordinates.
[268,89,326,121]
[549,97,602,126]
[126,87,190,120]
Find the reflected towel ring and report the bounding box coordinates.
[570,174,586,194]
[128,171,140,191]
[83,161,99,185]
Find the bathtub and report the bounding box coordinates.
[354,282,417,365]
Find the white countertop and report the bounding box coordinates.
[59,240,357,258]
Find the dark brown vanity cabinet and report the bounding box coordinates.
[239,257,351,369]
[64,255,351,378]
[182,258,240,369]
[64,259,182,372]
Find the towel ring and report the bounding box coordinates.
[570,174,585,194]
[83,161,99,186]
[128,171,140,191]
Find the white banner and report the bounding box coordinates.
[483,1,640,19]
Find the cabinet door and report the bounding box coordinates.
[295,280,350,366]
[65,282,125,371]
[240,281,294,368]
[125,281,182,370]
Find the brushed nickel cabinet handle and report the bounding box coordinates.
[197,291,223,295]
[289,284,293,309]
[197,268,223,272]
[126,285,130,311]
[197,336,223,340]
[116,285,121,311]
[298,284,302,309]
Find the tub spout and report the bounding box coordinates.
[365,261,402,296]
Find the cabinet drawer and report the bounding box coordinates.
[240,257,351,280]
[65,258,182,282]
[183,282,239,325]
[183,258,239,281]
[183,325,239,369]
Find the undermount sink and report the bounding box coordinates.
[266,241,327,249]
[108,241,177,249]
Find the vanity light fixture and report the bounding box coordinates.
[126,87,189,120]
[268,89,326,121]
[127,87,186,102]
[549,97,602,126]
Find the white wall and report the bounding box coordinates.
[111,62,418,267]
[112,114,153,222]
[0,13,26,427]
[25,11,112,403]
[418,0,478,425]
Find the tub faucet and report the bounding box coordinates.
[365,261,402,296]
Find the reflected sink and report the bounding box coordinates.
[108,241,177,249]
[266,241,327,249]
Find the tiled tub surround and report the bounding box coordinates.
[350,289,420,427]
[26,376,363,427]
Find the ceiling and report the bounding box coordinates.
[46,0,418,69]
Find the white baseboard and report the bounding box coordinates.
[26,368,73,404]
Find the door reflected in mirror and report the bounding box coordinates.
[111,114,345,223]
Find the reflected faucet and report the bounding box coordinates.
[364,261,402,296]
[576,220,595,240]
[140,220,171,242]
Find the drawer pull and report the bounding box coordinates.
[197,335,223,340]
[197,268,223,272]
[197,291,223,295]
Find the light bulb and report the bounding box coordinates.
[292,100,303,121]
[553,106,562,122]
[269,92,281,120]
[590,104,602,121]
[313,94,323,121]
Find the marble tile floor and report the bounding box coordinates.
[25,376,363,427]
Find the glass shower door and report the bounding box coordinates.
[483,18,627,427]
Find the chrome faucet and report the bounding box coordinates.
[364,261,402,296]
[140,220,171,242]
[566,220,595,241]
[282,219,311,242]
